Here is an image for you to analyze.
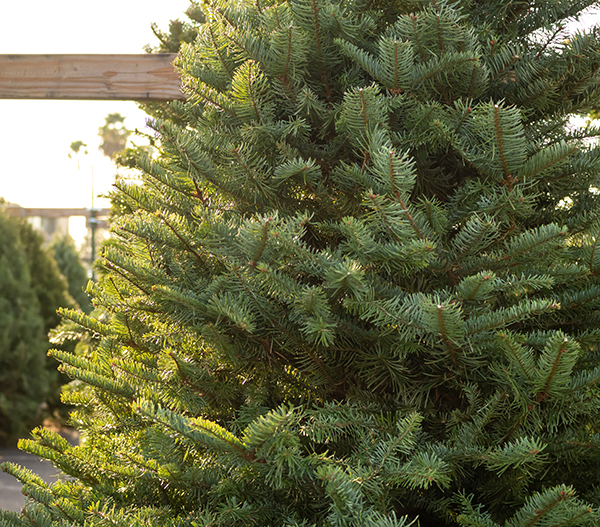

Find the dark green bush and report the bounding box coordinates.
[0,213,51,444]
[0,211,78,445]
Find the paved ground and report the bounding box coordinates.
[0,448,62,512]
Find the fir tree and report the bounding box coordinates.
[16,223,76,334]
[15,222,79,417]
[50,234,93,315]
[3,0,600,526]
[0,212,51,445]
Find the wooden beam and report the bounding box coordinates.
[0,54,185,101]
[6,206,111,219]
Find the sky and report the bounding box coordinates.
[0,0,191,211]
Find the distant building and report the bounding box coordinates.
[6,205,110,276]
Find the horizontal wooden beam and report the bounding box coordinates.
[6,206,111,219]
[0,54,185,101]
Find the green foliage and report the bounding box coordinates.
[0,211,78,444]
[50,234,92,314]
[98,113,131,160]
[0,213,52,445]
[16,224,75,333]
[4,0,600,525]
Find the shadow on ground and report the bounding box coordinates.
[0,429,78,513]
[0,448,63,512]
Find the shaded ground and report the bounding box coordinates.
[0,448,61,512]
[0,428,78,513]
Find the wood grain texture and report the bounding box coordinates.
[0,54,185,101]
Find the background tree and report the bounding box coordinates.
[0,204,79,444]
[0,212,58,445]
[67,140,88,169]
[16,224,82,419]
[16,223,76,333]
[3,0,600,526]
[50,234,93,315]
[98,113,131,161]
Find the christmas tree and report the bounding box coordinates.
[0,210,74,446]
[3,0,600,525]
[50,234,93,315]
[0,212,49,446]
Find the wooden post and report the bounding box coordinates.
[0,54,185,101]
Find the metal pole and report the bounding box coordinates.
[88,208,98,281]
[88,166,97,280]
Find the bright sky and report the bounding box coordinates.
[0,0,191,210]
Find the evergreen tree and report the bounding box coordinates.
[4,0,600,526]
[0,212,50,445]
[98,114,131,161]
[50,234,93,315]
[46,234,93,418]
[16,223,76,334]
[16,222,79,415]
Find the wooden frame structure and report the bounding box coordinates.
[6,206,111,219]
[0,55,179,273]
[0,54,184,101]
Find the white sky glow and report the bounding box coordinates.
[0,0,191,209]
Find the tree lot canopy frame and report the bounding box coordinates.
[6,207,111,219]
[0,54,185,101]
